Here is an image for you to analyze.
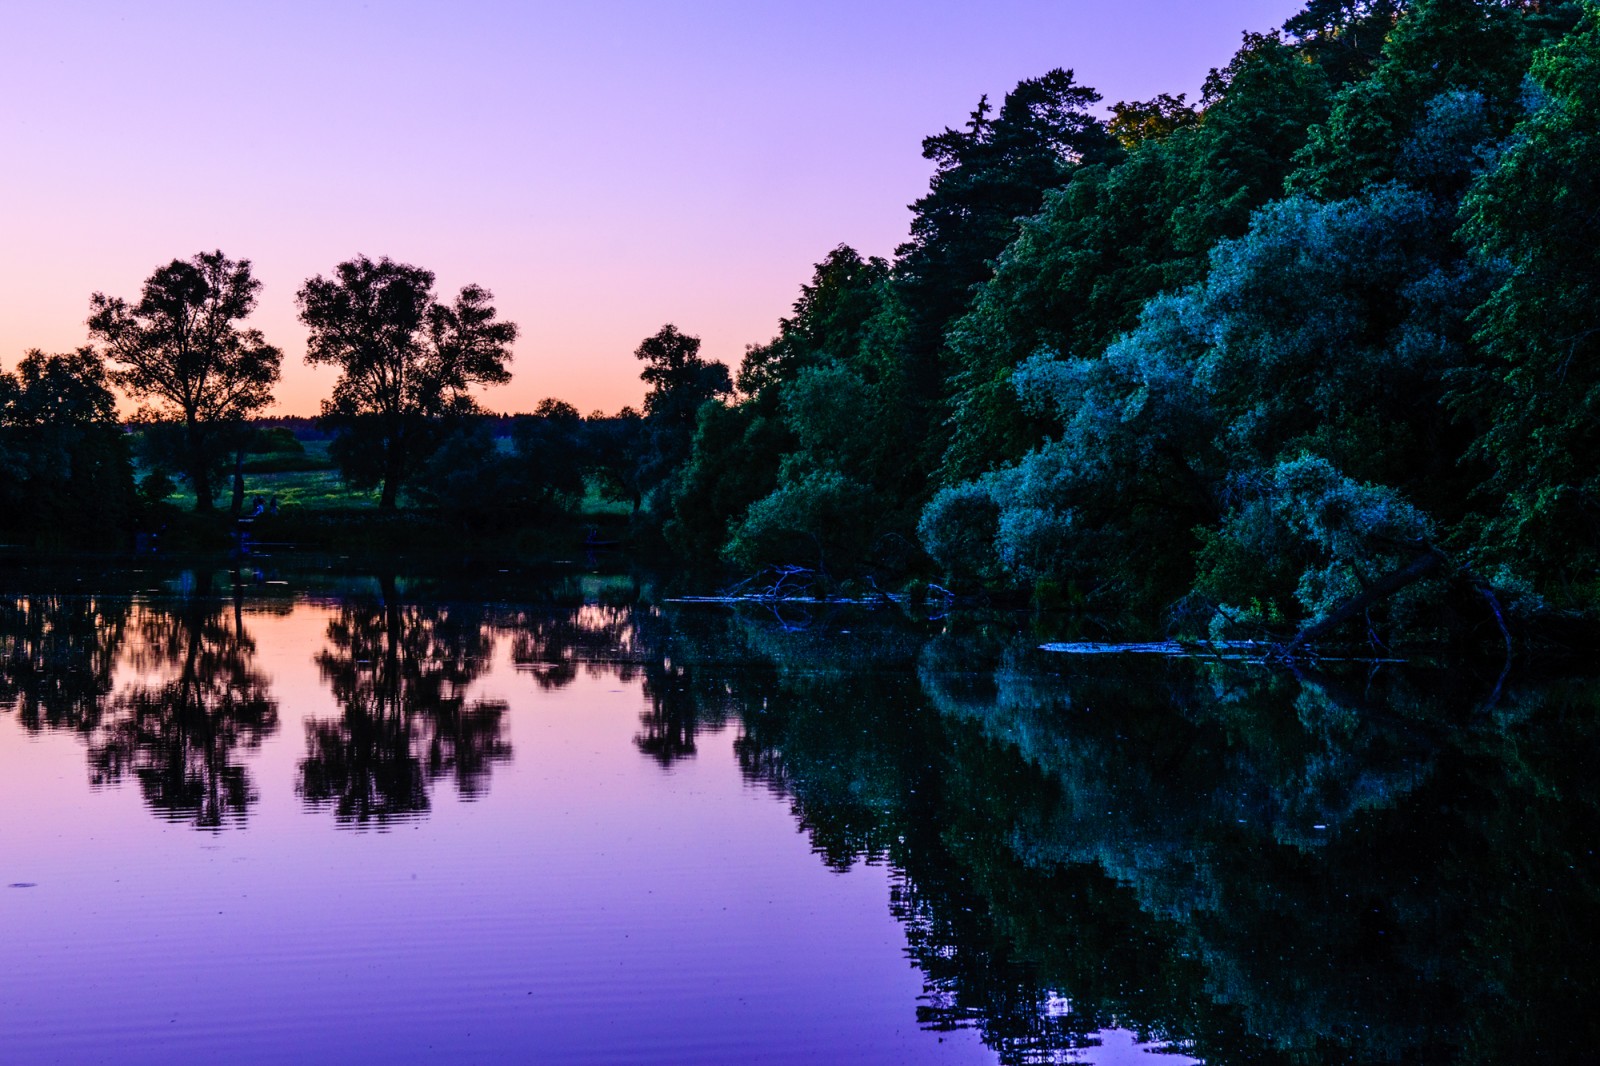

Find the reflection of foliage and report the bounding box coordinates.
[86,584,278,829]
[657,605,1600,1064]
[0,594,129,732]
[507,604,645,690]
[6,579,1597,1061]
[636,657,705,766]
[299,588,510,825]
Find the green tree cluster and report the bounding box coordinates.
[666,0,1600,646]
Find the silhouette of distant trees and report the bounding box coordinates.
[633,324,731,514]
[407,398,589,525]
[0,348,137,546]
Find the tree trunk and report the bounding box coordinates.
[378,433,404,510]
[231,447,246,517]
[187,416,214,513]
[191,460,214,514]
[1288,548,1446,651]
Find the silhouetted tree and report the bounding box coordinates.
[585,407,647,514]
[0,349,136,545]
[633,324,731,508]
[296,255,517,508]
[88,251,281,512]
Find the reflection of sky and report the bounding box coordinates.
[2,602,1008,1063]
[0,1,1304,417]
[1076,1029,1202,1064]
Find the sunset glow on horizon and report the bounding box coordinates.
[1,0,1305,417]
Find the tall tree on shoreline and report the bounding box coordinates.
[297,255,517,509]
[88,251,281,512]
[633,324,731,508]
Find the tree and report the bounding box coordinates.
[409,401,588,525]
[926,180,1487,628]
[585,407,647,514]
[0,348,136,546]
[736,245,891,398]
[87,250,282,512]
[297,255,517,508]
[1108,93,1199,149]
[1456,3,1600,599]
[896,68,1115,352]
[941,31,1331,482]
[632,324,731,507]
[1288,0,1531,199]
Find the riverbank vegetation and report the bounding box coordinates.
[4,0,1598,651]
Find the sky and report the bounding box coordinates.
[0,0,1308,417]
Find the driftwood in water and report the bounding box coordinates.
[1287,547,1446,652]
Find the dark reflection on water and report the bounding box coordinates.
[1,565,1597,1063]
[629,607,1600,1064]
[299,575,510,826]
[4,573,278,828]
[0,591,126,733]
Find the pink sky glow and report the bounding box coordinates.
[0,0,1305,417]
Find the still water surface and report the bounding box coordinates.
[1,564,1595,1063]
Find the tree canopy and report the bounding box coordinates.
[88,250,281,512]
[297,255,517,508]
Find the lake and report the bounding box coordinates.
[1,561,1595,1064]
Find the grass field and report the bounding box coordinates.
[155,440,632,518]
[158,441,380,512]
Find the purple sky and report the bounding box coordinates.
[0,0,1306,416]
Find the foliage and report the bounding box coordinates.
[1287,0,1542,199]
[0,349,136,546]
[1454,3,1600,604]
[297,255,516,508]
[584,408,647,513]
[724,466,875,573]
[87,250,281,511]
[1108,93,1199,149]
[942,30,1332,481]
[896,68,1114,352]
[1194,454,1438,635]
[631,324,732,513]
[664,395,788,561]
[927,169,1500,633]
[407,404,589,525]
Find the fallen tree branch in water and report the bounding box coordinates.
[1286,547,1447,654]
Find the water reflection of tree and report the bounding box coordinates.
[506,603,643,690]
[86,576,278,830]
[657,606,1600,1065]
[501,600,716,767]
[0,594,129,733]
[299,583,510,826]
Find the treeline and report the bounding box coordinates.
[7,0,1600,646]
[0,253,727,542]
[655,0,1600,644]
[0,212,756,544]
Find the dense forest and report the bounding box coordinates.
[670,0,1600,646]
[4,0,1598,649]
